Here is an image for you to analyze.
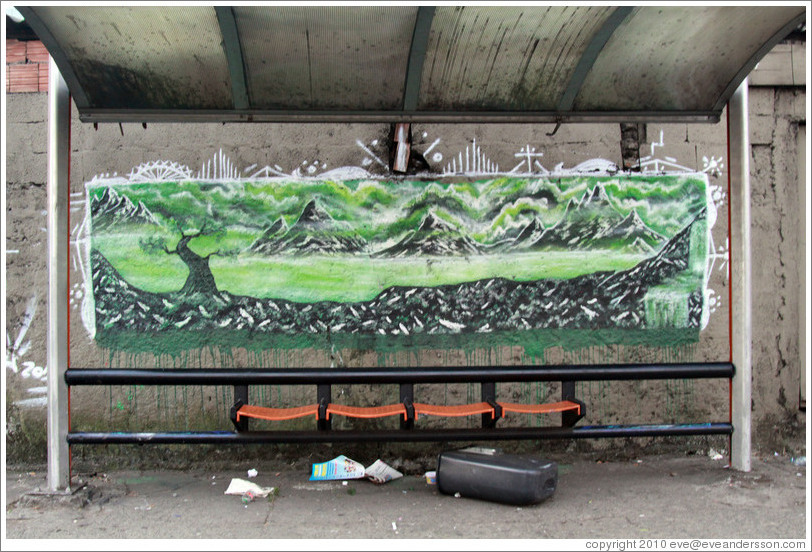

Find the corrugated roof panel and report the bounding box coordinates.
[575,6,805,111]
[31,6,232,109]
[20,5,805,122]
[236,6,417,110]
[417,5,616,111]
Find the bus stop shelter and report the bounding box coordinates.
[14,4,807,491]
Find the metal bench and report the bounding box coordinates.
[64,363,734,445]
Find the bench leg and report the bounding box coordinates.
[231,385,249,432]
[400,384,415,429]
[561,381,585,427]
[481,382,501,428]
[317,384,331,431]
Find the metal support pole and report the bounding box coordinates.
[46,56,71,491]
[799,124,806,410]
[729,78,752,472]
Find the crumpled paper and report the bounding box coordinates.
[224,478,275,497]
[308,455,403,484]
[365,459,403,484]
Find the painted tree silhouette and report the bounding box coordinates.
[140,220,236,296]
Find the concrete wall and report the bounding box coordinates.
[5,49,806,464]
[748,86,807,450]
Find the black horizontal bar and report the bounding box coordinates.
[77,108,721,125]
[65,363,734,386]
[67,423,732,445]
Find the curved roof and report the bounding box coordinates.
[18,5,806,124]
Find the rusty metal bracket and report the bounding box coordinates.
[391,123,411,173]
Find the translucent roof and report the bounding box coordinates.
[28,6,233,110]
[18,5,806,123]
[235,6,417,110]
[418,5,617,111]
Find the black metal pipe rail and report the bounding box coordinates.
[67,422,733,445]
[65,362,734,386]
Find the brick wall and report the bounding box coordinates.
[6,39,49,93]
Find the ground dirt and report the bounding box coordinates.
[4,449,807,545]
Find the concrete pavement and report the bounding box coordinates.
[3,451,808,546]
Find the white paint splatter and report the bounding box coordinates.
[127,160,193,182]
[249,165,289,179]
[423,137,441,155]
[580,305,598,319]
[510,144,546,174]
[356,140,387,169]
[14,397,48,408]
[650,129,665,157]
[639,155,693,174]
[443,138,499,175]
[318,167,373,180]
[174,316,192,328]
[702,155,724,178]
[6,297,44,382]
[438,319,465,332]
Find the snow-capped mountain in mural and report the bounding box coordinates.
[250,199,368,255]
[90,186,159,230]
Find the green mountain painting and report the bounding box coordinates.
[86,171,711,355]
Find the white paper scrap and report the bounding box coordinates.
[224,478,275,497]
[365,459,403,484]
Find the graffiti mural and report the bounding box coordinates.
[85,150,713,358]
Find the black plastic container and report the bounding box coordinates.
[436,450,558,505]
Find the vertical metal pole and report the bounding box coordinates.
[729,78,752,472]
[47,56,71,491]
[798,124,806,410]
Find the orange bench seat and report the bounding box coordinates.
[235,403,321,422]
[326,403,409,420]
[498,400,581,416]
[234,399,581,423]
[412,401,495,419]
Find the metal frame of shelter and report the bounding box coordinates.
[24,5,804,492]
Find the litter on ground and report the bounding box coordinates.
[365,460,403,484]
[309,456,402,483]
[309,455,365,481]
[224,478,276,498]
